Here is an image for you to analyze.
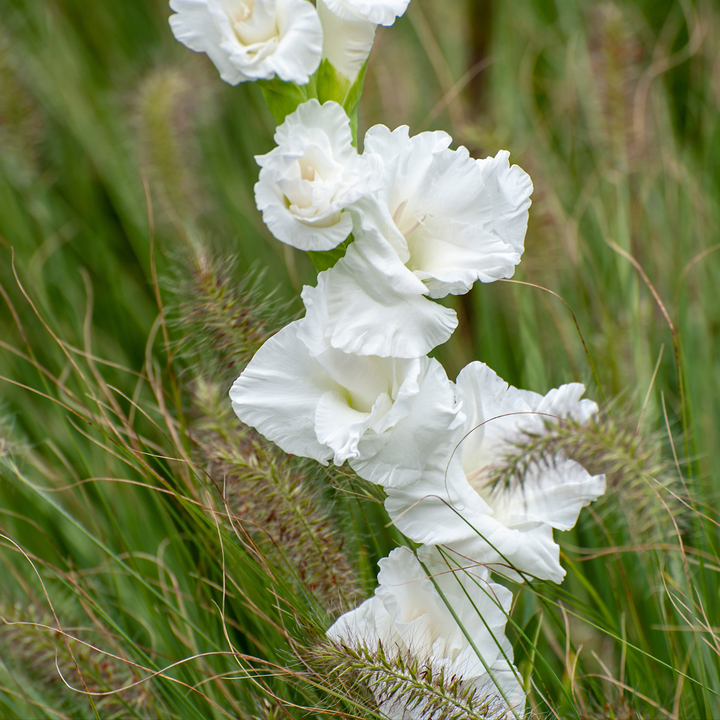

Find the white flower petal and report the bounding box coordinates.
[318,0,377,82]
[456,363,602,470]
[326,596,386,648]
[456,362,541,472]
[474,669,527,720]
[322,0,410,26]
[169,0,322,85]
[255,100,381,250]
[351,359,464,488]
[536,382,599,425]
[299,243,458,358]
[491,459,606,532]
[385,456,498,546]
[230,321,334,463]
[452,524,566,584]
[255,182,355,251]
[363,126,482,228]
[267,0,324,84]
[233,318,462,485]
[357,126,532,299]
[476,150,534,255]
[169,0,243,84]
[272,97,354,151]
[315,388,392,464]
[409,220,522,298]
[363,124,452,161]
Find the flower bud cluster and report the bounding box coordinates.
[170,3,607,716]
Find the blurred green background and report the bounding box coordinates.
[0,0,719,717]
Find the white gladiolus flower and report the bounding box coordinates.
[385,363,607,584]
[254,100,381,251]
[229,320,463,487]
[327,546,526,719]
[356,126,534,300]
[168,0,323,85]
[322,0,410,26]
[317,0,377,83]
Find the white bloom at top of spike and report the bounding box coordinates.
[169,0,323,85]
[254,100,382,251]
[322,0,410,26]
[385,363,606,584]
[327,546,526,719]
[229,319,463,488]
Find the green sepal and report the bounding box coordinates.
[258,78,312,124]
[315,59,369,145]
[342,60,369,144]
[257,59,368,132]
[308,235,353,272]
[316,59,352,105]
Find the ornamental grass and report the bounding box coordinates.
[0,0,719,718]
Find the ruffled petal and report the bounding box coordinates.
[384,458,498,547]
[322,0,410,26]
[456,362,541,474]
[169,0,245,84]
[365,126,482,227]
[490,459,606,532]
[456,363,601,473]
[328,547,525,716]
[475,668,527,719]
[410,220,522,298]
[260,0,323,84]
[476,150,534,255]
[385,458,568,582]
[363,124,451,161]
[229,321,334,464]
[315,389,392,464]
[255,179,354,251]
[326,596,387,648]
[359,127,530,299]
[299,243,458,358]
[419,548,515,680]
[443,522,565,584]
[351,359,464,488]
[536,382,599,425]
[351,209,420,292]
[172,0,322,85]
[271,98,353,152]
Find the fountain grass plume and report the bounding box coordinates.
[0,600,154,717]
[489,410,685,543]
[175,249,293,381]
[313,640,514,720]
[177,251,358,611]
[190,378,360,612]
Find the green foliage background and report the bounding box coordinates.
[0,0,719,717]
